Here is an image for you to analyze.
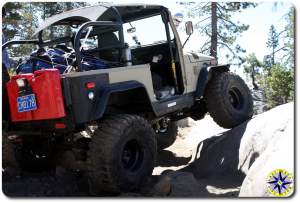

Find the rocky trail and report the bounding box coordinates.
[2,103,294,197]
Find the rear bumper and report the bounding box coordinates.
[8,117,74,134]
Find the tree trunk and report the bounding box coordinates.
[210,2,218,60]
[48,3,57,40]
[65,3,73,37]
[272,46,275,66]
[251,66,259,90]
[43,3,46,20]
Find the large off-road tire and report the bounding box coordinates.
[14,140,57,172]
[2,135,18,168]
[2,63,10,122]
[87,114,157,195]
[156,121,178,150]
[205,72,253,128]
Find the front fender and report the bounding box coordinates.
[195,64,230,98]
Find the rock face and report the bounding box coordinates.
[182,102,294,197]
[251,89,269,114]
[161,171,208,197]
[177,118,196,128]
[239,103,294,197]
[151,175,172,196]
[191,103,293,170]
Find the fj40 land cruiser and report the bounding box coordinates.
[2,4,253,194]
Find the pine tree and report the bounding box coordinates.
[260,7,295,108]
[266,25,279,66]
[2,2,89,68]
[262,64,294,107]
[2,2,23,40]
[243,53,262,90]
[282,7,295,68]
[182,2,256,64]
[3,3,38,64]
[264,9,294,71]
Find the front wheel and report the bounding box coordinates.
[87,114,157,194]
[205,72,253,128]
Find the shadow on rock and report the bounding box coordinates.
[156,149,191,167]
[145,120,252,197]
[182,120,250,188]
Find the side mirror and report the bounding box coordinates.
[127,27,136,33]
[185,21,193,35]
[182,21,194,48]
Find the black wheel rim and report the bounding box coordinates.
[155,118,170,134]
[121,139,143,172]
[228,87,244,110]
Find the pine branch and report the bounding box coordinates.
[200,47,210,54]
[218,41,237,56]
[195,23,211,34]
[276,29,288,38]
[191,2,210,12]
[216,3,226,17]
[274,46,288,54]
[194,17,210,27]
[281,52,292,62]
[200,38,211,51]
[217,4,237,12]
[217,15,238,28]
[203,27,211,37]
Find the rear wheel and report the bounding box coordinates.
[14,138,57,172]
[87,114,156,194]
[205,72,253,128]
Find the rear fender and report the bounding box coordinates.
[96,81,154,116]
[68,80,154,124]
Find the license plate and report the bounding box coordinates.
[17,94,37,112]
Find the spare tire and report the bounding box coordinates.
[205,72,253,128]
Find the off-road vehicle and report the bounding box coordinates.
[2,4,253,194]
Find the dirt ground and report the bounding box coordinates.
[2,116,243,197]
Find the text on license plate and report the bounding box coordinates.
[17,94,37,112]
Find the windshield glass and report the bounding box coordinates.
[123,15,168,47]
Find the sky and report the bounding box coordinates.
[89,0,292,71]
[232,2,292,61]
